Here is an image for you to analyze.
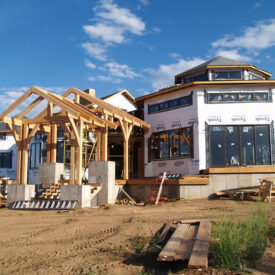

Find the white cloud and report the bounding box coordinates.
[85,59,96,69]
[214,49,251,62]
[139,0,149,6]
[105,61,141,79]
[254,0,264,8]
[169,52,181,59]
[83,0,146,45]
[88,74,121,83]
[146,57,205,90]
[212,19,275,52]
[83,23,125,44]
[81,42,107,61]
[152,27,161,33]
[88,76,96,81]
[96,0,145,35]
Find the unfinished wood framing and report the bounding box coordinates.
[0,86,150,184]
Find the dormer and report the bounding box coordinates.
[174,56,271,84]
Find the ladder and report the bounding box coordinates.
[9,200,77,210]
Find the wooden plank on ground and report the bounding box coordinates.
[158,223,173,244]
[188,220,211,270]
[157,224,189,261]
[174,224,196,261]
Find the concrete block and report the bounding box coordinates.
[88,161,116,205]
[212,175,226,192]
[237,174,252,188]
[38,163,63,185]
[7,184,35,204]
[225,174,238,190]
[60,185,91,208]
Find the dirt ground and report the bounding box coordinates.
[0,199,274,275]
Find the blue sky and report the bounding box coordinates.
[1,0,275,111]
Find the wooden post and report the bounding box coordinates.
[21,124,29,185]
[16,127,23,184]
[50,124,57,163]
[46,132,51,163]
[70,146,75,185]
[96,130,101,161]
[76,119,83,185]
[101,125,108,161]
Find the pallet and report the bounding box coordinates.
[9,200,77,210]
[157,220,211,270]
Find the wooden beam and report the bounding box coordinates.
[96,130,101,161]
[101,125,108,161]
[15,96,44,119]
[26,124,40,145]
[46,132,51,163]
[70,146,75,185]
[1,116,22,126]
[21,124,29,185]
[76,119,83,185]
[67,114,80,147]
[47,102,53,117]
[50,124,57,163]
[16,127,23,184]
[6,123,20,146]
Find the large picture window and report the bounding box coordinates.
[149,127,193,161]
[209,125,271,167]
[207,92,270,103]
[30,142,41,169]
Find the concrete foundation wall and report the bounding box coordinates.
[125,173,275,200]
[7,184,35,203]
[38,163,63,185]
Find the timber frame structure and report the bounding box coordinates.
[0,86,150,185]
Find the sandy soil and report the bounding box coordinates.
[0,199,274,275]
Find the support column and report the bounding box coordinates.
[50,124,57,163]
[76,120,83,185]
[16,127,23,184]
[70,146,75,185]
[21,124,29,185]
[101,126,108,161]
[96,130,101,161]
[46,132,51,163]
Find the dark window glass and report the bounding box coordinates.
[225,126,239,165]
[208,93,223,102]
[56,141,64,163]
[210,126,225,166]
[159,132,169,158]
[180,127,192,157]
[238,93,253,101]
[223,94,237,101]
[215,72,228,79]
[0,133,6,140]
[0,152,12,168]
[255,126,270,165]
[169,130,180,158]
[57,130,64,138]
[179,95,192,106]
[31,143,35,169]
[240,126,255,165]
[168,99,178,108]
[159,102,169,110]
[30,142,41,169]
[148,104,159,113]
[229,71,241,79]
[254,93,268,101]
[149,133,160,160]
[149,127,192,161]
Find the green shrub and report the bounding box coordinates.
[210,203,268,270]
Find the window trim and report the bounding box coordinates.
[29,142,41,169]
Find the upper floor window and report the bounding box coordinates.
[0,133,6,140]
[183,73,208,84]
[213,71,242,80]
[148,127,193,161]
[207,92,270,103]
[148,93,192,114]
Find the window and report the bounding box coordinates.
[209,125,271,167]
[149,127,192,161]
[0,152,12,168]
[214,71,242,80]
[0,133,6,140]
[148,93,193,114]
[183,73,208,83]
[207,92,270,103]
[249,73,263,80]
[30,142,41,169]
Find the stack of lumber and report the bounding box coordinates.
[213,189,259,200]
[40,183,61,200]
[157,219,211,270]
[0,177,15,184]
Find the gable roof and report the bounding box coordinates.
[101,89,136,103]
